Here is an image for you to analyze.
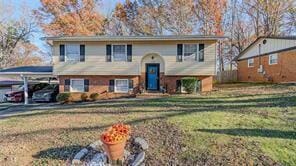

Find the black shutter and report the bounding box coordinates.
[80,45,85,62]
[199,44,204,62]
[64,79,70,92]
[60,45,65,62]
[127,45,132,62]
[177,44,183,62]
[129,79,133,89]
[106,45,112,62]
[84,79,89,92]
[109,80,114,92]
[176,80,181,93]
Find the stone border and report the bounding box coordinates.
[71,137,148,166]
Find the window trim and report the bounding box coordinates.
[70,79,85,92]
[111,44,128,62]
[248,58,254,67]
[182,43,199,62]
[269,54,278,65]
[65,44,80,62]
[114,79,129,93]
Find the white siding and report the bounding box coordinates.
[53,40,217,76]
[239,38,296,60]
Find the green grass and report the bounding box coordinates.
[0,83,295,165]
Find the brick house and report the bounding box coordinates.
[45,35,222,98]
[236,36,296,83]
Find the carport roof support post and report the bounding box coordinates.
[22,75,28,105]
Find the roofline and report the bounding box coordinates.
[237,46,296,61]
[235,36,296,61]
[0,72,53,75]
[43,35,228,42]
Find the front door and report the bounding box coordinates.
[146,64,159,91]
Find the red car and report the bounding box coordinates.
[4,83,48,102]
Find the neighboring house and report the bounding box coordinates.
[236,36,296,83]
[46,35,222,98]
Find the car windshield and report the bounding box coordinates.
[42,84,57,90]
[17,85,24,91]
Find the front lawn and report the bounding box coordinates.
[0,83,295,165]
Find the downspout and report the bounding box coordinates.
[259,44,261,66]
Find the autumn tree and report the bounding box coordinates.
[107,0,170,35]
[165,0,195,35]
[195,0,227,36]
[0,3,44,68]
[136,0,169,35]
[194,0,228,71]
[34,0,105,36]
[107,0,147,35]
[243,0,294,37]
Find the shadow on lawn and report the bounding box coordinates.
[33,145,84,161]
[197,128,296,140]
[2,93,296,120]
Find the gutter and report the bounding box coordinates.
[236,46,296,61]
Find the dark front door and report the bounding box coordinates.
[146,64,160,91]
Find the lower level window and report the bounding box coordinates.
[269,54,278,65]
[70,79,84,92]
[248,58,254,67]
[115,79,128,93]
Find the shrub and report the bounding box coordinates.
[181,77,198,94]
[90,93,99,101]
[56,93,72,103]
[81,93,88,101]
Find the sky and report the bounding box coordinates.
[2,0,124,58]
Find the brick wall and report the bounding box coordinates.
[59,75,140,99]
[164,76,213,93]
[238,49,296,83]
[58,75,214,99]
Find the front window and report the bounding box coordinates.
[66,44,80,61]
[115,79,128,93]
[248,58,254,67]
[70,79,84,92]
[113,45,127,62]
[183,44,197,61]
[269,54,278,65]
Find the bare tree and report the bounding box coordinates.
[165,0,196,35]
[0,3,44,68]
[243,0,294,37]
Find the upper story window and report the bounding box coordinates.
[269,54,278,65]
[113,45,127,62]
[66,44,80,61]
[248,58,254,67]
[177,44,204,62]
[184,44,197,61]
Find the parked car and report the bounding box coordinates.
[4,83,48,102]
[32,84,59,102]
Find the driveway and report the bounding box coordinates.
[0,98,144,119]
[0,102,57,119]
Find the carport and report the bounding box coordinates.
[0,66,54,104]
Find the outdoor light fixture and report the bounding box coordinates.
[263,39,267,44]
